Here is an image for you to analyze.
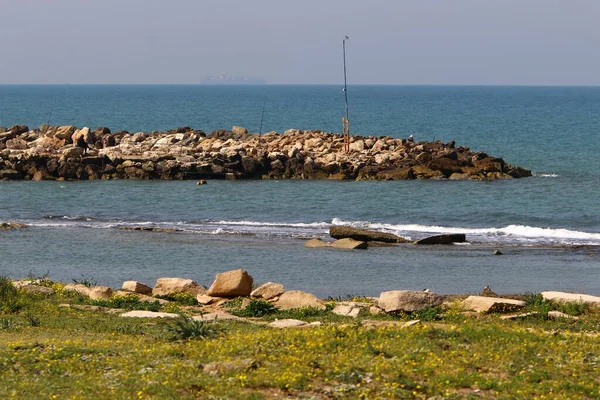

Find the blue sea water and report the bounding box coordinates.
[1,85,599,296]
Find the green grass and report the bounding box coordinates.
[2,281,600,398]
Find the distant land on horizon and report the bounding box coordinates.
[201,73,267,85]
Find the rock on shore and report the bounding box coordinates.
[0,124,532,181]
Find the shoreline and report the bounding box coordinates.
[0,124,532,181]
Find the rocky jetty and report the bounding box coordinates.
[0,124,532,181]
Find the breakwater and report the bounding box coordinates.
[0,124,531,181]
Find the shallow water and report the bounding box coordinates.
[1,85,599,296]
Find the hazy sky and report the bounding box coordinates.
[1,0,599,85]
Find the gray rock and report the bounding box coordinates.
[377,290,443,313]
[330,225,408,243]
[414,234,466,245]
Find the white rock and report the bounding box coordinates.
[269,319,308,328]
[461,296,526,313]
[541,291,600,305]
[120,311,179,319]
[250,282,285,300]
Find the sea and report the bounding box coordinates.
[1,84,599,297]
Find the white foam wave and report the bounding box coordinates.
[536,173,560,178]
[331,218,600,244]
[211,220,330,229]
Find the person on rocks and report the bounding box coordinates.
[76,136,89,155]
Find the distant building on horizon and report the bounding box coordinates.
[201,73,267,85]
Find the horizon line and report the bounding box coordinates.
[1,83,600,88]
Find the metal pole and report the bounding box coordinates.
[259,99,266,136]
[343,36,349,122]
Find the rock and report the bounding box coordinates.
[20,285,55,295]
[196,294,216,305]
[54,125,76,140]
[493,250,503,255]
[193,313,242,322]
[304,238,331,248]
[541,291,600,305]
[121,280,152,295]
[377,290,443,313]
[231,126,248,136]
[500,312,539,320]
[414,234,466,245]
[250,282,285,300]
[369,306,385,315]
[120,310,179,318]
[332,304,361,318]
[547,311,580,320]
[62,146,85,160]
[269,319,308,328]
[62,283,92,297]
[479,286,498,297]
[330,238,368,250]
[461,295,526,313]
[152,278,203,297]
[274,290,325,310]
[330,225,408,243]
[0,222,27,230]
[207,269,253,297]
[88,286,113,300]
[0,169,24,180]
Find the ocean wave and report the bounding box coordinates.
[535,173,560,178]
[331,218,600,244]
[18,216,600,246]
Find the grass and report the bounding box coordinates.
[2,281,600,398]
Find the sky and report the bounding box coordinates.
[1,0,599,85]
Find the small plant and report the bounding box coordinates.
[0,317,14,330]
[23,270,53,287]
[25,314,41,327]
[71,274,97,288]
[411,306,442,321]
[232,299,277,318]
[163,314,220,341]
[90,294,162,312]
[524,292,546,308]
[557,301,589,316]
[0,276,23,314]
[171,292,199,306]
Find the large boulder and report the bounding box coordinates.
[377,290,443,313]
[62,283,92,297]
[152,278,203,297]
[88,286,113,300]
[462,296,526,313]
[330,226,408,243]
[207,269,253,297]
[414,234,466,245]
[122,280,153,295]
[274,290,325,310]
[251,282,285,300]
[541,291,600,305]
[330,238,368,250]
